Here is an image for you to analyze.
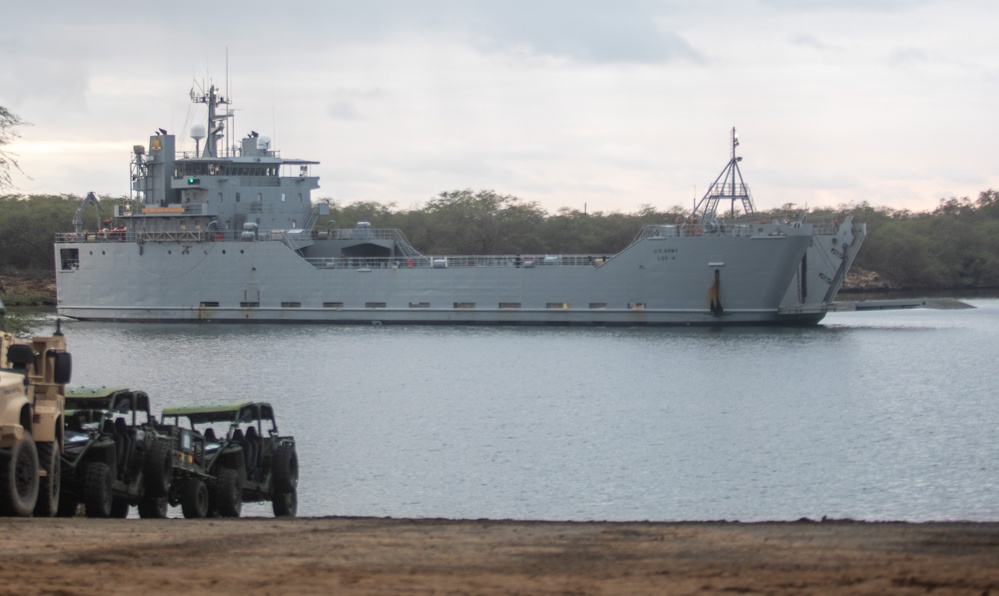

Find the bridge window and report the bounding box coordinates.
[60,248,80,271]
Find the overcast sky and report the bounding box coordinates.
[3,1,997,214]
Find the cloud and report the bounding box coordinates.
[757,0,928,12]
[0,50,90,108]
[788,35,841,52]
[888,47,932,69]
[3,0,997,214]
[327,99,362,121]
[6,2,703,73]
[255,1,706,65]
[458,1,706,64]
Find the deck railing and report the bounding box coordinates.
[634,222,760,241]
[55,230,233,243]
[303,254,612,270]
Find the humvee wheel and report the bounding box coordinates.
[143,439,173,497]
[0,433,40,517]
[273,444,299,492]
[56,491,79,517]
[110,498,130,518]
[214,468,242,518]
[182,478,209,518]
[5,343,35,367]
[83,462,113,518]
[138,496,168,519]
[52,351,72,385]
[272,487,297,518]
[34,441,60,517]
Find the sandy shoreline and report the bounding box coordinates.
[1,517,997,594]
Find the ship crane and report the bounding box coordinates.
[73,192,105,237]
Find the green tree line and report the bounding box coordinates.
[2,189,998,290]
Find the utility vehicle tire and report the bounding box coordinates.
[138,496,169,519]
[272,487,297,518]
[182,478,209,519]
[0,433,40,517]
[5,343,35,367]
[52,351,72,385]
[214,468,242,518]
[83,462,113,518]
[110,498,130,518]
[273,444,299,492]
[143,439,173,497]
[34,440,60,517]
[56,491,79,517]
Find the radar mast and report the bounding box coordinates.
[692,127,756,222]
[192,83,231,158]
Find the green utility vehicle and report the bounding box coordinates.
[159,401,298,518]
[60,387,173,518]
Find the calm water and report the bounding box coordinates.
[39,300,999,521]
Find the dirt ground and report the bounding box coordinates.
[0,275,56,306]
[0,517,996,594]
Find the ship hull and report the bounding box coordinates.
[55,230,816,326]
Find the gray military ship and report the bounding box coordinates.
[54,84,865,325]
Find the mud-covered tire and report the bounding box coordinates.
[182,478,209,518]
[272,487,297,518]
[83,462,113,518]
[56,491,79,517]
[34,441,60,517]
[110,498,130,518]
[213,468,242,518]
[137,496,168,519]
[272,444,298,493]
[143,439,173,497]
[0,433,40,517]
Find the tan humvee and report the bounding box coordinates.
[0,306,72,516]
